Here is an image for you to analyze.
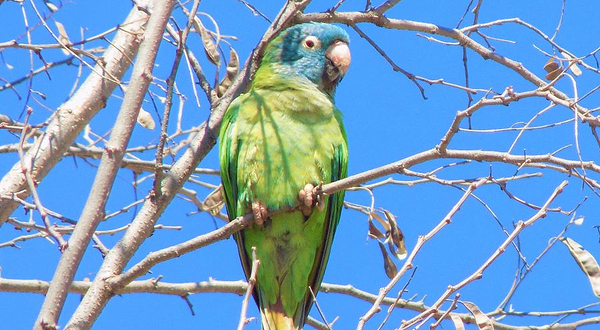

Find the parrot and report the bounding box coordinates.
[219,22,351,330]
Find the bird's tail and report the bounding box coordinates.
[260,300,302,330]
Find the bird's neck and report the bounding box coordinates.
[253,63,337,99]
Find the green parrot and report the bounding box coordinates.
[219,22,350,330]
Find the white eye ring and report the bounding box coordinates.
[302,36,321,49]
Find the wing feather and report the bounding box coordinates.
[219,100,258,304]
[299,112,348,325]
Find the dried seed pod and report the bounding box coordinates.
[137,108,155,130]
[561,51,582,76]
[193,17,220,66]
[462,301,493,330]
[203,185,225,215]
[377,240,398,279]
[55,21,71,55]
[543,58,562,81]
[217,47,239,97]
[561,237,600,298]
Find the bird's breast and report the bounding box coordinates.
[235,91,343,213]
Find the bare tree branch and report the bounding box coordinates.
[0,2,149,224]
[3,277,599,330]
[34,1,174,329]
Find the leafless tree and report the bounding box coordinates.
[1,0,599,329]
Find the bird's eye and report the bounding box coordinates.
[302,36,320,49]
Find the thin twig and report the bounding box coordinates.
[16,108,67,250]
[237,247,260,330]
[349,23,427,99]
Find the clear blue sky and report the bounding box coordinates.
[1,0,599,329]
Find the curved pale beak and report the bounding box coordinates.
[325,40,351,77]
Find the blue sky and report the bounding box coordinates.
[1,0,599,329]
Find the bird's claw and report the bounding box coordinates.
[252,200,268,226]
[298,183,324,217]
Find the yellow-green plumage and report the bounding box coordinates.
[219,23,350,330]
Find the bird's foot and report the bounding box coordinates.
[298,183,324,217]
[251,200,268,226]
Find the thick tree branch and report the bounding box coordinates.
[323,148,600,197]
[34,1,173,330]
[3,277,598,330]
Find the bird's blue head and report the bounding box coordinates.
[261,22,351,96]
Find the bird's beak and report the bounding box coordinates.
[325,40,351,78]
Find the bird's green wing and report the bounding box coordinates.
[301,110,348,321]
[219,97,255,290]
